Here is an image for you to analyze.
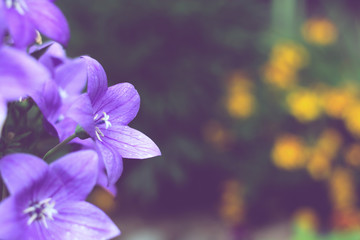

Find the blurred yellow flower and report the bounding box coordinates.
[302,18,338,46]
[307,152,331,180]
[88,186,117,213]
[293,208,319,231]
[329,167,356,212]
[262,42,309,89]
[344,143,360,167]
[225,72,255,119]
[322,88,356,118]
[263,61,297,89]
[271,42,309,70]
[219,180,245,226]
[343,102,360,137]
[316,128,342,159]
[286,88,322,122]
[272,134,309,170]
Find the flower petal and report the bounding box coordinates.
[97,160,117,196]
[50,201,120,240]
[104,126,161,159]
[0,46,50,100]
[5,9,36,48]
[82,56,108,104]
[27,0,70,46]
[0,196,27,239]
[50,150,98,201]
[0,153,48,195]
[97,142,123,185]
[55,58,87,96]
[94,82,140,125]
[32,80,62,124]
[66,94,96,139]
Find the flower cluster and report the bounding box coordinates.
[0,1,160,239]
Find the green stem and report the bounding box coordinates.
[43,133,77,160]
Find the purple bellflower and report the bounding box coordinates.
[67,56,161,185]
[30,42,88,140]
[0,150,120,239]
[0,46,50,134]
[0,0,69,48]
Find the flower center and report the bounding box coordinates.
[23,198,58,229]
[5,0,28,15]
[93,112,112,141]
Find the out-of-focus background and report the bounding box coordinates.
[58,0,360,239]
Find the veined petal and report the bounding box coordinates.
[104,125,161,159]
[93,82,140,125]
[50,150,98,201]
[66,94,96,139]
[32,80,62,124]
[82,56,108,104]
[0,46,50,100]
[0,197,27,239]
[26,0,70,46]
[50,201,120,240]
[97,142,123,185]
[0,153,48,195]
[5,9,36,48]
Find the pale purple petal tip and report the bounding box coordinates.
[104,126,161,159]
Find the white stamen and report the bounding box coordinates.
[95,127,104,142]
[101,112,112,129]
[6,0,28,15]
[27,214,37,226]
[23,198,58,228]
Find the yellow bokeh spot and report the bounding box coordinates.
[286,88,322,122]
[225,72,255,119]
[343,102,360,138]
[344,143,360,167]
[271,42,309,70]
[322,87,356,118]
[219,180,245,226]
[262,41,309,89]
[329,167,356,211]
[272,134,309,170]
[263,61,297,89]
[293,208,319,231]
[88,186,117,213]
[302,18,338,46]
[307,152,331,180]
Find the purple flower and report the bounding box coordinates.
[0,46,50,134]
[68,56,161,185]
[0,0,69,48]
[30,42,87,140]
[0,150,120,239]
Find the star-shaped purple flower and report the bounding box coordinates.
[67,56,161,185]
[0,0,69,48]
[0,150,120,239]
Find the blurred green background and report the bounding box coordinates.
[55,0,360,239]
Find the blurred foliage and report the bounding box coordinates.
[55,0,360,235]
